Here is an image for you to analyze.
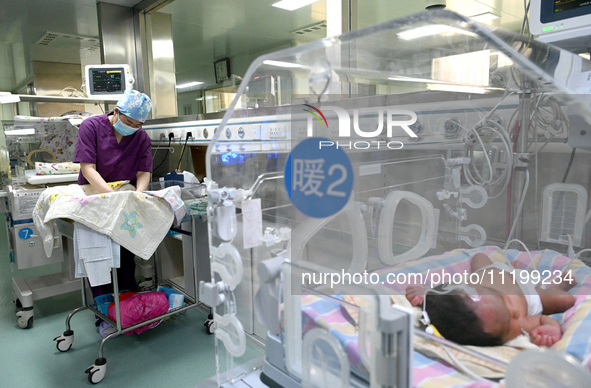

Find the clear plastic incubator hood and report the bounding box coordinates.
[201,9,591,388]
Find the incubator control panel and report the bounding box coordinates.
[144,95,569,154]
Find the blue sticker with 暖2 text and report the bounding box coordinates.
[284,137,353,218]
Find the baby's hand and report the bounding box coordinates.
[530,325,562,347]
[405,285,426,306]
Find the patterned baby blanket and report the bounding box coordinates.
[33,182,186,260]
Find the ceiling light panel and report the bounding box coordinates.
[272,0,322,11]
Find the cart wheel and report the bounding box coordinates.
[17,316,33,329]
[85,358,107,384]
[54,330,74,352]
[205,320,215,335]
[16,307,34,329]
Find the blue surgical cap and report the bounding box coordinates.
[116,90,152,122]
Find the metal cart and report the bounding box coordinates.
[52,206,210,384]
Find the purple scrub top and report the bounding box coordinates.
[74,114,153,185]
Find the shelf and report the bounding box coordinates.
[9,95,119,104]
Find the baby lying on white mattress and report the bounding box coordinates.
[406,252,576,347]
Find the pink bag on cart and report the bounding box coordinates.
[108,291,169,335]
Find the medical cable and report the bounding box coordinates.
[59,86,87,98]
[527,96,568,147]
[561,148,577,183]
[503,238,534,270]
[442,345,491,382]
[464,90,515,189]
[575,248,591,261]
[506,169,530,243]
[476,91,516,126]
[414,330,508,371]
[465,126,494,184]
[463,119,513,199]
[153,137,172,172]
[520,0,531,36]
[534,118,542,249]
[176,133,191,172]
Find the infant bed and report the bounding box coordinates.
[298,246,591,387]
[196,8,591,388]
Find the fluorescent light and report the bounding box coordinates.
[397,24,477,40]
[579,53,590,60]
[388,76,446,84]
[176,81,204,89]
[471,12,500,23]
[263,60,303,68]
[5,128,35,136]
[272,0,321,11]
[427,84,487,94]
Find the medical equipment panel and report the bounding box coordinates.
[84,64,133,99]
[6,185,64,270]
[530,0,591,51]
[199,9,591,388]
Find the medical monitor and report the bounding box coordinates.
[85,64,133,98]
[529,0,591,50]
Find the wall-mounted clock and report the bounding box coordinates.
[214,58,231,83]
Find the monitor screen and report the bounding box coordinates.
[540,0,591,24]
[530,0,591,48]
[88,67,125,95]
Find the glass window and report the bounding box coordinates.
[161,0,327,115]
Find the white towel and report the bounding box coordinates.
[73,222,121,287]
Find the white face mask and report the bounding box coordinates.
[114,112,139,136]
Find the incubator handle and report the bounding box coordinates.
[214,313,246,358]
[254,256,284,336]
[214,203,237,241]
[459,224,486,248]
[377,191,436,265]
[210,243,243,290]
[460,185,488,209]
[302,328,350,388]
[291,200,368,273]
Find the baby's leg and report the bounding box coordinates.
[536,286,576,314]
[405,285,426,307]
[470,253,494,273]
[546,270,577,292]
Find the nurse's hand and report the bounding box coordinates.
[136,171,151,192]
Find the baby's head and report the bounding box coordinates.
[424,283,512,346]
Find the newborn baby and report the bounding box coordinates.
[406,253,576,347]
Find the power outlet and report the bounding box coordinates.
[269,125,287,139]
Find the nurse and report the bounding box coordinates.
[74,89,153,330]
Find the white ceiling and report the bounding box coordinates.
[0,0,528,93]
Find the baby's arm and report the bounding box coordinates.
[528,315,562,347]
